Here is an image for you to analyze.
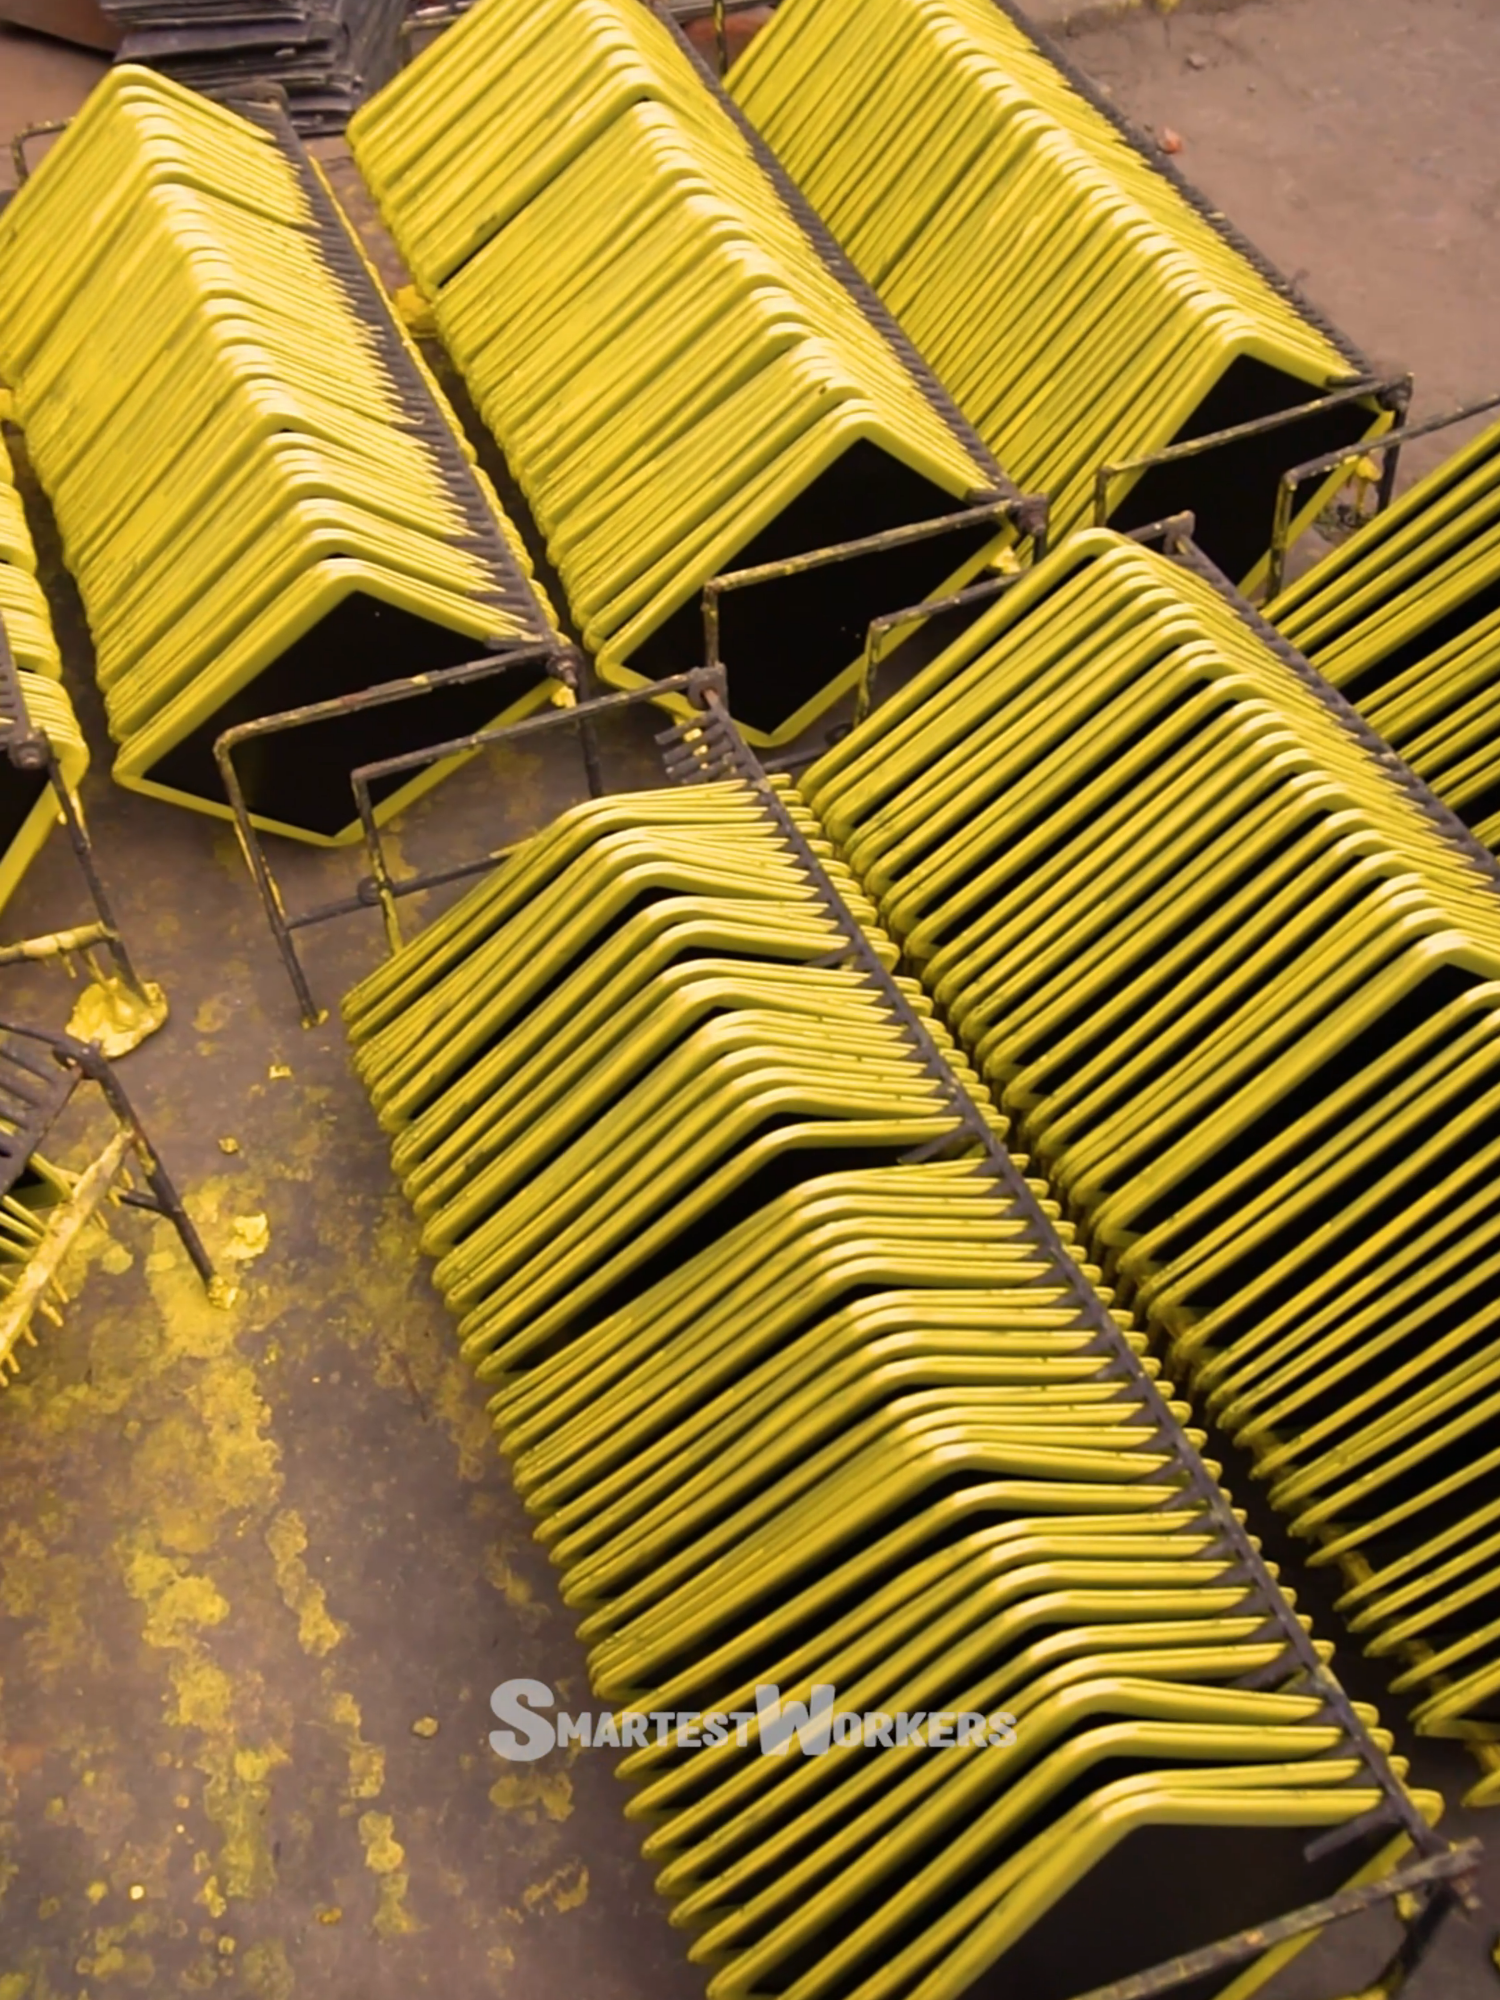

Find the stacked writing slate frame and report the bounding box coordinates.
[0,67,564,846]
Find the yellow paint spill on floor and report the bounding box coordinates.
[487,1769,574,1825]
[357,1812,423,1937]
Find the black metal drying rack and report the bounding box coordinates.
[1265,388,1500,600]
[0,616,157,1006]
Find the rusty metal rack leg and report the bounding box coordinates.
[0,616,149,1001]
[346,670,729,958]
[783,511,1199,762]
[1264,386,1500,600]
[850,569,1030,727]
[699,493,1050,691]
[1093,372,1413,537]
[652,685,1477,2000]
[213,643,575,1028]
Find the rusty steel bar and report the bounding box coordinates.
[1066,1843,1480,2000]
[851,570,1029,726]
[348,669,727,956]
[700,494,1048,682]
[213,642,573,1026]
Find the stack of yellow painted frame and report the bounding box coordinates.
[348,0,1005,744]
[0,440,88,918]
[729,0,1383,586]
[1274,416,1500,848]
[801,528,1500,1779]
[344,781,1442,1993]
[0,66,560,846]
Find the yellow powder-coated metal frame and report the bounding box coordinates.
[0,67,561,846]
[340,778,1445,1992]
[1274,415,1500,850]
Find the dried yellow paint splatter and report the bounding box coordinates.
[487,1770,574,1824]
[358,1811,422,1936]
[0,1524,107,1689]
[266,1512,345,1658]
[522,1862,589,1915]
[326,1685,385,1800]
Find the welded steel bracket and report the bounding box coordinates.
[699,492,1050,701]
[1093,373,1413,549]
[347,669,728,959]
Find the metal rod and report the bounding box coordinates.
[0,921,114,967]
[852,570,1028,726]
[44,763,147,997]
[347,668,726,799]
[1064,1845,1479,2000]
[1125,512,1199,554]
[1265,386,1500,600]
[217,722,324,1029]
[344,669,728,973]
[1376,396,1411,515]
[1092,374,1412,530]
[669,689,1454,1873]
[76,1046,215,1290]
[700,495,1047,683]
[9,120,68,187]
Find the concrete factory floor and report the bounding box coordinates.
[0,3,1498,1998]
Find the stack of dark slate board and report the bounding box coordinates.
[98,0,406,133]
